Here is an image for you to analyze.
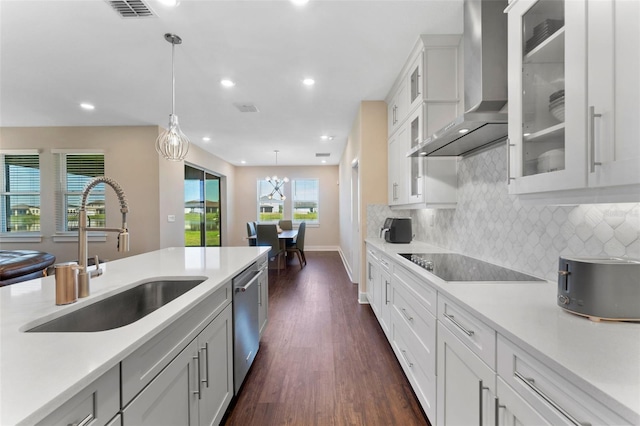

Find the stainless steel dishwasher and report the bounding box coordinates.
[232,261,263,394]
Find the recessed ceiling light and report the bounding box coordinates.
[420,152,427,156]
[291,0,309,5]
[240,160,246,164]
[202,137,211,142]
[321,160,327,164]
[157,0,180,7]
[80,103,95,110]
[458,128,470,134]
[320,135,334,141]
[302,78,315,86]
[220,79,235,88]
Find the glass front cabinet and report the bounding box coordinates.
[507,0,639,197]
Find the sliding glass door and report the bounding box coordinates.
[184,165,221,247]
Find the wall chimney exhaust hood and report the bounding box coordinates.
[408,0,508,157]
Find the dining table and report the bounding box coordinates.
[248,228,298,269]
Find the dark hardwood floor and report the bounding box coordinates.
[224,251,430,426]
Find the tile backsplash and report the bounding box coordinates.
[368,143,640,282]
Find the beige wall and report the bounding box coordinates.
[0,126,237,263]
[338,101,388,295]
[232,165,340,248]
[0,126,161,263]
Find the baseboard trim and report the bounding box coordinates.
[337,247,354,283]
[358,292,369,304]
[305,245,340,252]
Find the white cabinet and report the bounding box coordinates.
[365,244,391,336]
[496,335,630,425]
[586,0,640,189]
[124,304,233,426]
[436,295,498,426]
[387,35,461,209]
[388,79,408,137]
[436,322,496,426]
[390,263,437,421]
[507,0,640,200]
[365,247,380,313]
[257,256,268,337]
[36,365,120,426]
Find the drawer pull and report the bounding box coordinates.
[400,349,414,368]
[385,280,390,305]
[193,353,202,399]
[479,380,490,426]
[444,312,474,336]
[69,413,93,426]
[515,371,591,426]
[201,343,209,387]
[401,307,413,322]
[494,397,505,426]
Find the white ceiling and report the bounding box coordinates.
[0,0,462,166]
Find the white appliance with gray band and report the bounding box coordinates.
[557,256,640,321]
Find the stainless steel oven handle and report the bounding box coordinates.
[235,271,261,293]
[515,371,590,426]
[443,312,474,336]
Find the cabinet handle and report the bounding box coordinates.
[258,281,262,306]
[506,138,515,183]
[589,106,602,172]
[514,371,591,426]
[68,413,93,426]
[193,352,202,399]
[479,380,490,426]
[400,349,413,367]
[385,280,390,304]
[201,342,209,388]
[494,397,505,426]
[443,312,474,336]
[401,307,413,322]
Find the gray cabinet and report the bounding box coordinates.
[36,365,120,426]
[124,304,233,426]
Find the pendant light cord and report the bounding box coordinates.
[171,40,176,116]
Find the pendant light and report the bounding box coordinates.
[156,33,190,161]
[266,150,289,200]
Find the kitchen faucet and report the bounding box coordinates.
[77,176,129,298]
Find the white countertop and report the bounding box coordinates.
[0,246,269,426]
[366,238,640,423]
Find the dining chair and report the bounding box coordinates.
[278,219,293,230]
[256,224,285,275]
[246,222,256,246]
[286,221,306,269]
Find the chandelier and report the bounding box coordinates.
[266,150,289,200]
[156,33,190,161]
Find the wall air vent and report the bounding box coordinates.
[234,103,260,113]
[106,0,155,18]
[315,153,330,157]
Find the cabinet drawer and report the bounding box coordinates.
[366,245,380,262]
[36,365,119,426]
[392,277,436,361]
[393,263,437,316]
[438,294,496,368]
[391,313,436,421]
[122,282,231,405]
[497,335,630,425]
[379,253,391,273]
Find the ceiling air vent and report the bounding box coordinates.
[106,0,155,18]
[315,153,330,157]
[234,103,259,113]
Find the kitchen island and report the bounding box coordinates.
[366,238,640,425]
[0,246,269,426]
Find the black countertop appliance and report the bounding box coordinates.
[381,217,412,243]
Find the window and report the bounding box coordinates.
[292,179,319,224]
[56,153,105,232]
[257,179,284,222]
[184,165,221,247]
[1,153,40,233]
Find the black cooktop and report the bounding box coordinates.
[399,253,543,282]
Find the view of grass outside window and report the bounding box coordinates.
[257,179,284,222]
[292,179,319,224]
[57,153,105,231]
[1,153,40,233]
[184,165,221,247]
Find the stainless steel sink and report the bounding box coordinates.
[27,278,206,332]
